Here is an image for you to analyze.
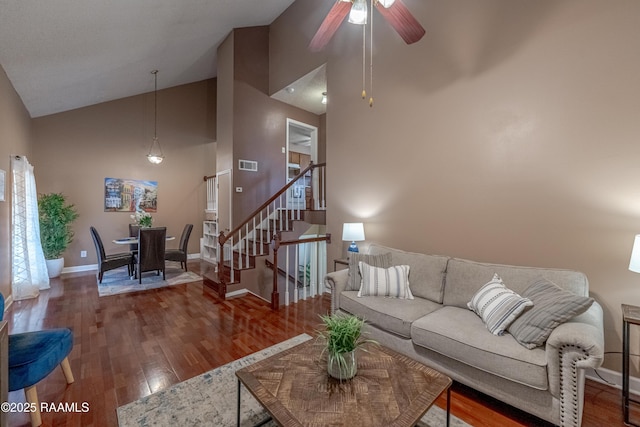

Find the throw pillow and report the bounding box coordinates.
[507,277,594,349]
[346,252,392,291]
[467,273,533,335]
[357,262,414,299]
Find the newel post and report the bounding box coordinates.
[271,233,281,310]
[218,231,227,298]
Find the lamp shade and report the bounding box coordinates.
[342,223,365,242]
[630,235,640,273]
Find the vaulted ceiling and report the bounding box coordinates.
[0,0,301,118]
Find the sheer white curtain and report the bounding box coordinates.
[11,155,49,300]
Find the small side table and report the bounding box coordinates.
[622,304,640,426]
[333,258,349,271]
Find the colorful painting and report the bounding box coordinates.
[104,178,157,212]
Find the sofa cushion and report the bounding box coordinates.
[368,244,449,303]
[347,252,392,291]
[467,273,533,335]
[340,291,441,338]
[411,306,549,390]
[358,263,413,299]
[507,277,594,349]
[443,257,589,309]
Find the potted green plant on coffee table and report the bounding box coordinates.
[318,313,377,380]
[38,193,79,278]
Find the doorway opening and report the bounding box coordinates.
[286,119,318,210]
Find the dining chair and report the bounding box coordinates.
[136,227,167,283]
[128,223,140,256]
[0,293,74,427]
[90,226,133,283]
[165,223,193,272]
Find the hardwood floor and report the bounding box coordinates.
[3,261,626,426]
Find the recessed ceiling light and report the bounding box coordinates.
[286,87,295,94]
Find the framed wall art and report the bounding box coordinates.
[104,178,157,212]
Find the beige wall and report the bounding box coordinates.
[219,27,322,227]
[31,79,217,268]
[272,0,640,373]
[233,82,321,226]
[269,0,328,95]
[217,31,234,175]
[0,65,33,299]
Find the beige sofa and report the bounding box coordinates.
[324,244,604,427]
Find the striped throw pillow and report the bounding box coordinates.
[346,252,392,291]
[467,274,533,336]
[507,277,594,349]
[357,262,414,299]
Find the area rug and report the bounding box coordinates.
[97,264,201,297]
[117,334,469,427]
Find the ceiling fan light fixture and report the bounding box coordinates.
[378,0,395,7]
[348,0,367,25]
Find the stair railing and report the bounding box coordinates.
[270,232,331,310]
[217,162,327,296]
[203,174,217,212]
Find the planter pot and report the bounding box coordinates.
[327,350,357,380]
[45,257,64,278]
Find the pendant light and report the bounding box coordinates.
[147,70,164,164]
[348,0,367,25]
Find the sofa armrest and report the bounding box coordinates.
[324,269,349,313]
[545,301,604,426]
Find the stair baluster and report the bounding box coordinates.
[206,163,327,302]
[286,243,292,306]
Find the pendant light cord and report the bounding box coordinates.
[362,25,366,100]
[147,69,164,163]
[152,70,158,139]
[369,0,374,107]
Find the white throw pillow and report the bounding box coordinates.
[357,262,414,299]
[467,273,533,335]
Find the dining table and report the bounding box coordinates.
[112,236,175,245]
[112,235,176,280]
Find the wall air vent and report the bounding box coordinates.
[238,159,258,172]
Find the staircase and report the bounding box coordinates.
[203,163,328,307]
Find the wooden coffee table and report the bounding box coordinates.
[236,339,452,427]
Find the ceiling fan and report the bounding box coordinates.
[309,0,426,52]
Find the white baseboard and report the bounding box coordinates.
[586,366,640,397]
[62,264,97,274]
[224,289,270,303]
[226,289,249,298]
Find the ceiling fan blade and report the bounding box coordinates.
[309,1,352,52]
[375,0,425,45]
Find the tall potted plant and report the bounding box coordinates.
[38,193,79,278]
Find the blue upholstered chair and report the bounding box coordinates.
[0,294,74,426]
